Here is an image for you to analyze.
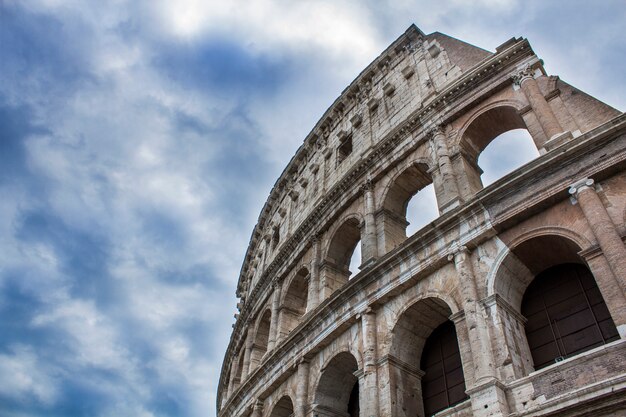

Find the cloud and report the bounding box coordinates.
[0,1,624,417]
[0,345,58,405]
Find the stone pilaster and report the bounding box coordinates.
[360,308,379,417]
[513,66,567,149]
[268,283,281,351]
[449,245,509,416]
[295,359,310,417]
[428,124,461,212]
[361,179,379,265]
[570,178,626,336]
[241,331,254,381]
[226,357,237,398]
[308,235,321,310]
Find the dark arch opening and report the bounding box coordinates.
[269,395,294,417]
[420,321,468,416]
[314,352,359,416]
[389,297,467,417]
[230,347,245,392]
[321,218,362,298]
[327,218,361,271]
[250,309,271,371]
[493,234,585,312]
[279,268,309,339]
[521,263,619,370]
[348,380,359,417]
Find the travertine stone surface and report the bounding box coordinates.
[218,24,625,417]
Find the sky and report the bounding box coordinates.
[0,1,624,416]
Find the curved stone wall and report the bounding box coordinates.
[218,24,626,417]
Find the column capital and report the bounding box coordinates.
[310,232,321,246]
[512,65,535,87]
[447,242,470,262]
[569,178,595,197]
[360,177,375,194]
[297,357,310,366]
[251,399,264,415]
[426,123,445,139]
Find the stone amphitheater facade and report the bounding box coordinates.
[217,25,626,417]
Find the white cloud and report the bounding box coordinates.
[32,299,135,372]
[0,345,58,405]
[152,0,383,60]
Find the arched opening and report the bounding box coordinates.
[321,218,362,299]
[380,163,436,253]
[269,395,294,417]
[421,321,468,416]
[314,351,360,417]
[458,105,538,195]
[521,263,619,370]
[249,309,271,371]
[389,298,468,417]
[405,184,438,236]
[230,347,245,394]
[478,129,539,186]
[279,268,309,339]
[492,234,621,377]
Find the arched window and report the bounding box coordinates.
[522,263,619,370]
[279,268,309,339]
[269,395,294,417]
[478,128,538,186]
[321,218,362,298]
[381,163,437,253]
[229,348,245,394]
[491,234,623,379]
[314,352,359,416]
[389,297,469,417]
[249,309,271,371]
[405,183,438,236]
[458,105,539,195]
[421,321,468,416]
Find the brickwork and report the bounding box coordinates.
[218,24,626,417]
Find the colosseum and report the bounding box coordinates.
[217,24,626,417]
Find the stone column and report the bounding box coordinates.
[569,178,626,338]
[308,235,321,310]
[449,245,510,416]
[361,179,379,265]
[428,125,461,211]
[513,66,564,147]
[569,178,626,295]
[268,282,281,351]
[360,308,379,417]
[295,359,310,417]
[449,246,495,383]
[250,399,264,417]
[241,331,254,381]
